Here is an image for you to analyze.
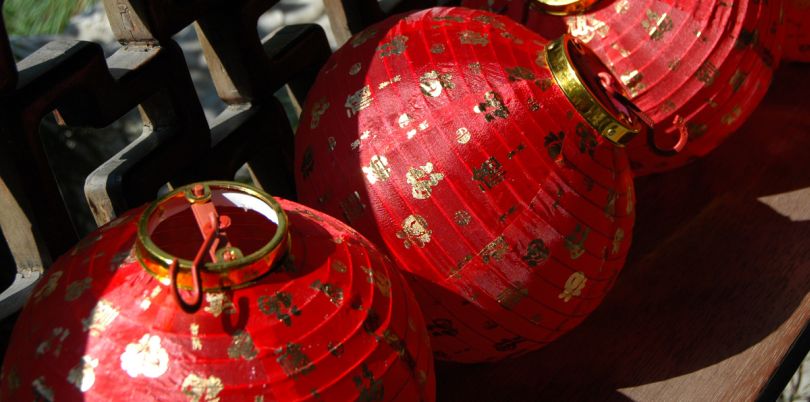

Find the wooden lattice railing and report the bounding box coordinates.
[0,0,455,317]
[0,0,338,316]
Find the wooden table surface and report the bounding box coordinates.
[436,62,810,402]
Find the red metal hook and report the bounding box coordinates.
[170,185,233,314]
[169,216,219,313]
[647,114,688,156]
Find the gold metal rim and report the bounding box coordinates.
[136,181,289,274]
[532,0,601,16]
[545,35,642,145]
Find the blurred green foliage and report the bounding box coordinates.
[3,0,95,36]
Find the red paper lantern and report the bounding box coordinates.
[784,0,810,62]
[1,182,435,401]
[294,7,649,362]
[462,0,785,175]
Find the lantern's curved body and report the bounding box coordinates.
[784,0,810,62]
[294,7,645,362]
[462,0,784,175]
[1,182,435,401]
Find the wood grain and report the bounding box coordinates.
[436,62,810,402]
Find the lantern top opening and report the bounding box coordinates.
[533,0,601,15]
[136,181,289,291]
[546,35,650,145]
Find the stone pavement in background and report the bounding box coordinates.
[8,1,810,400]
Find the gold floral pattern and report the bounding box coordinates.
[641,9,673,41]
[472,156,506,191]
[523,239,550,267]
[181,373,224,402]
[456,127,471,144]
[139,285,162,311]
[396,215,432,248]
[311,279,344,305]
[35,327,70,358]
[496,284,528,310]
[612,228,625,255]
[454,210,472,226]
[406,162,445,200]
[275,343,315,379]
[32,376,54,401]
[257,292,300,326]
[345,85,372,118]
[120,334,170,378]
[459,30,489,46]
[696,61,719,86]
[729,70,748,93]
[227,330,258,361]
[82,299,119,336]
[362,155,391,184]
[721,105,743,125]
[309,97,330,129]
[204,293,236,317]
[559,272,587,302]
[377,35,408,57]
[190,323,202,351]
[377,75,401,90]
[479,236,509,263]
[67,355,98,392]
[620,70,645,97]
[474,91,509,122]
[419,70,454,97]
[566,16,609,43]
[64,277,92,301]
[564,224,590,260]
[33,271,62,303]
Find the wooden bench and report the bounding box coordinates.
[434,62,810,401]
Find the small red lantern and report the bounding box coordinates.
[462,0,785,175]
[1,182,435,401]
[784,0,810,62]
[295,8,649,362]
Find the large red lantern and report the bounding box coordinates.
[462,0,785,175]
[784,0,810,62]
[294,7,649,362]
[1,182,435,401]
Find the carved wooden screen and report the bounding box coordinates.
[0,0,331,316]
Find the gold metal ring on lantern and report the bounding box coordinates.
[136,181,291,291]
[546,35,643,145]
[532,0,601,16]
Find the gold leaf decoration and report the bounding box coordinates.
[362,155,391,184]
[345,85,372,118]
[406,162,445,200]
[396,215,432,248]
[227,330,258,361]
[67,355,98,392]
[181,373,224,402]
[82,299,119,336]
[120,334,170,378]
[559,272,587,302]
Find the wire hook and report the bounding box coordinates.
[647,114,688,156]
